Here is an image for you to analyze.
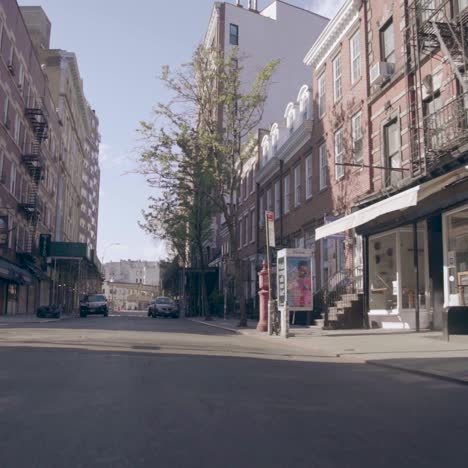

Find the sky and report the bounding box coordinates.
[18,0,344,263]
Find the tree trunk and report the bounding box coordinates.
[234,253,247,327]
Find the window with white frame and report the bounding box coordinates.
[305,154,313,199]
[10,164,16,195]
[380,19,395,63]
[271,127,279,155]
[18,63,24,89]
[261,137,269,165]
[334,129,344,179]
[274,180,280,219]
[318,73,326,117]
[14,114,20,144]
[286,105,295,134]
[352,112,363,162]
[299,87,310,120]
[350,30,361,84]
[320,145,327,191]
[250,168,255,194]
[284,174,290,214]
[294,165,301,207]
[333,54,342,103]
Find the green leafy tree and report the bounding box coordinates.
[139,45,278,326]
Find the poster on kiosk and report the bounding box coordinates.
[277,249,314,312]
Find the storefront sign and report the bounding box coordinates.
[277,249,314,311]
[0,216,9,247]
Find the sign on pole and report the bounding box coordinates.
[265,211,275,248]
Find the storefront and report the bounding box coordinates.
[368,222,429,329]
[316,167,468,330]
[443,204,468,308]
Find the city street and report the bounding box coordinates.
[1,314,468,467]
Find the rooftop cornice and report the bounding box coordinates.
[276,119,313,164]
[304,0,361,69]
[256,156,280,185]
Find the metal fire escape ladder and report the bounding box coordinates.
[431,19,468,93]
[22,99,49,253]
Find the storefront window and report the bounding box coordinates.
[446,207,468,306]
[400,222,427,310]
[369,233,397,312]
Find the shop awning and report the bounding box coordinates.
[315,186,420,241]
[315,167,468,241]
[0,259,33,285]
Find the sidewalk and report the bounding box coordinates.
[0,313,75,326]
[189,317,468,385]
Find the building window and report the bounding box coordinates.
[305,155,313,199]
[3,96,9,127]
[244,214,248,246]
[380,19,395,63]
[10,164,16,195]
[266,188,272,212]
[259,194,264,227]
[319,143,327,190]
[274,180,280,219]
[318,73,326,117]
[352,112,363,162]
[284,174,290,214]
[14,114,20,144]
[350,30,361,84]
[294,165,301,207]
[332,54,342,103]
[334,129,344,180]
[384,119,401,186]
[230,24,239,46]
[250,209,255,243]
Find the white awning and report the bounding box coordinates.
[315,186,420,241]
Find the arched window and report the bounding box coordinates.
[284,103,296,134]
[297,85,311,120]
[270,123,279,155]
[261,135,270,165]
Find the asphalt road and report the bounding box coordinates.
[1,315,468,468]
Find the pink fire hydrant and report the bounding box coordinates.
[257,260,269,332]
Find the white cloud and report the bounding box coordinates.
[99,143,128,167]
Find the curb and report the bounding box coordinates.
[187,318,241,334]
[365,360,468,386]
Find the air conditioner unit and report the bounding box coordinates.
[370,62,394,86]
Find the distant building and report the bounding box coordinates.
[104,260,161,288]
[102,280,158,311]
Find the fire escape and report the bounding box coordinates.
[408,0,468,173]
[21,98,49,253]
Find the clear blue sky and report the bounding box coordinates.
[18,0,343,262]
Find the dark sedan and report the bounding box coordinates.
[148,297,179,318]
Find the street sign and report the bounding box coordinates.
[265,211,275,248]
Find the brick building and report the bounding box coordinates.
[0,1,102,316]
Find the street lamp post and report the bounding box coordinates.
[101,242,121,266]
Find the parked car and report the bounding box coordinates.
[80,294,108,318]
[37,305,62,319]
[148,297,179,318]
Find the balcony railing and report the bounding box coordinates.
[424,92,468,169]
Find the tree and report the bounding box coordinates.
[138,45,278,327]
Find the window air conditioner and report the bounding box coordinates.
[370,62,394,86]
